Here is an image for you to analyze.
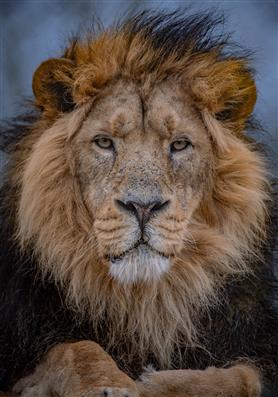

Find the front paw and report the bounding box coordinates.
[14,386,138,397]
[12,385,48,397]
[231,365,262,397]
[81,388,139,397]
[137,364,262,397]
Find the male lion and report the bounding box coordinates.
[0,11,277,397]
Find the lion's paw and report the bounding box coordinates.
[15,386,138,397]
[13,385,49,397]
[82,388,138,397]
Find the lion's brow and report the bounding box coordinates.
[109,112,135,138]
[147,113,178,139]
[161,114,176,138]
[109,108,177,139]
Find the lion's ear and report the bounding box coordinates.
[191,59,257,129]
[213,60,257,124]
[32,58,75,113]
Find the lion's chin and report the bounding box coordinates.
[109,244,171,284]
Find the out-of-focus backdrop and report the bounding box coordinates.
[0,0,277,175]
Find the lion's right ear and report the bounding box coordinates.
[32,58,75,114]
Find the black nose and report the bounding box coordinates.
[115,198,170,231]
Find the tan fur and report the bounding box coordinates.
[138,364,262,397]
[12,342,261,397]
[13,342,139,397]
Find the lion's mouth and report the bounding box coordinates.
[108,241,170,264]
[107,240,172,283]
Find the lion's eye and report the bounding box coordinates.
[94,137,114,150]
[170,139,191,152]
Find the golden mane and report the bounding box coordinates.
[9,12,270,368]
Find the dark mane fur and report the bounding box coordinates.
[0,110,39,153]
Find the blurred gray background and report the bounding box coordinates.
[0,0,277,175]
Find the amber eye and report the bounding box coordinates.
[94,136,114,150]
[170,139,192,152]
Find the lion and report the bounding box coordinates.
[0,10,277,397]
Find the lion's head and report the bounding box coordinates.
[11,12,269,367]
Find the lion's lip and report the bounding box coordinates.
[108,241,170,263]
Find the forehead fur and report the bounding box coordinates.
[33,11,256,133]
[77,78,203,142]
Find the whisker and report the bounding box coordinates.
[157,224,183,233]
[95,225,129,233]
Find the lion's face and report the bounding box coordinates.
[72,79,213,284]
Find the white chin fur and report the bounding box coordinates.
[109,244,171,284]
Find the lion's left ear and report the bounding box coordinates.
[190,59,257,128]
[32,58,75,114]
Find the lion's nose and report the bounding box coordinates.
[115,198,170,231]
